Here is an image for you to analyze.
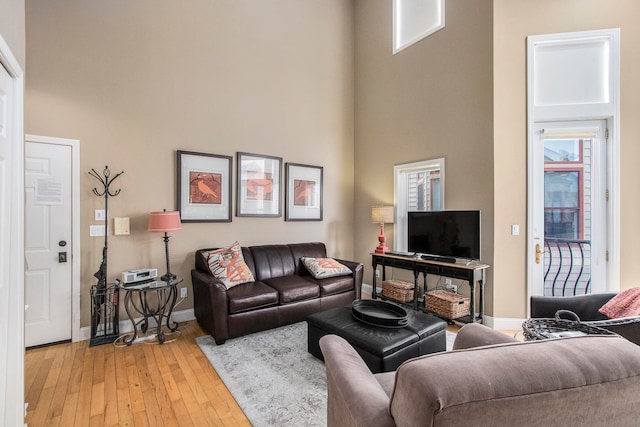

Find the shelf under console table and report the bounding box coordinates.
[371,253,490,323]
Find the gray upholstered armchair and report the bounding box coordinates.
[530,293,640,345]
[320,323,640,427]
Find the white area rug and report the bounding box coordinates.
[196,322,456,426]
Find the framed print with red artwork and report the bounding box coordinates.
[177,150,232,222]
[236,152,282,217]
[285,163,323,221]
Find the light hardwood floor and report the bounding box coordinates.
[24,320,251,426]
[24,320,520,426]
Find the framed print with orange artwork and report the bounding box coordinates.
[236,152,282,217]
[285,163,323,221]
[177,150,232,222]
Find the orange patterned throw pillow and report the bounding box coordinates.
[301,257,352,279]
[599,287,640,319]
[206,242,255,289]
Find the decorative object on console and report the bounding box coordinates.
[177,150,233,222]
[285,163,323,221]
[237,152,282,217]
[148,210,182,281]
[371,205,394,253]
[204,242,255,289]
[301,257,352,279]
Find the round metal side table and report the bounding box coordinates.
[122,276,182,345]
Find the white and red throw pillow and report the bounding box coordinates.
[301,257,352,279]
[205,242,254,289]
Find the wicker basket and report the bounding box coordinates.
[425,290,470,320]
[381,280,414,303]
[522,310,617,341]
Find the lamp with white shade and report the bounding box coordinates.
[371,206,394,254]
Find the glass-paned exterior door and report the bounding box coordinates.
[532,122,607,297]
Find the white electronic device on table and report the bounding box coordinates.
[122,268,158,285]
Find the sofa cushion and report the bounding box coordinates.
[250,244,297,281]
[309,275,355,296]
[204,242,255,289]
[263,275,320,304]
[227,281,279,314]
[301,257,352,279]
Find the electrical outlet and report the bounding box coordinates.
[375,270,380,279]
[445,279,457,293]
[180,287,187,298]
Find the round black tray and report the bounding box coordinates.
[351,299,409,328]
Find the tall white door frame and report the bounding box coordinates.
[527,29,621,306]
[25,134,81,343]
[0,34,25,427]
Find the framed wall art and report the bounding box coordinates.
[285,163,323,221]
[177,150,232,222]
[236,152,282,217]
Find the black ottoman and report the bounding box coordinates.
[307,305,447,373]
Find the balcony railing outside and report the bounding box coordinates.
[544,238,591,296]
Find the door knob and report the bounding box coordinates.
[59,240,67,247]
[535,244,546,264]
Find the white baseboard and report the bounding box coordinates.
[78,307,196,342]
[482,315,526,331]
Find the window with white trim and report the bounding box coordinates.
[394,158,445,252]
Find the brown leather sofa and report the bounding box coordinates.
[320,323,640,427]
[192,242,363,344]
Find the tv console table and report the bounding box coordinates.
[371,253,490,323]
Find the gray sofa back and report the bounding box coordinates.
[321,324,640,427]
[390,335,640,426]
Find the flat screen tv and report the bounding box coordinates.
[407,210,481,260]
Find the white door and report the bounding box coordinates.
[0,36,25,426]
[25,141,73,347]
[529,121,608,296]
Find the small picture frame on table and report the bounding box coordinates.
[285,163,323,221]
[177,150,232,222]
[236,152,282,217]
